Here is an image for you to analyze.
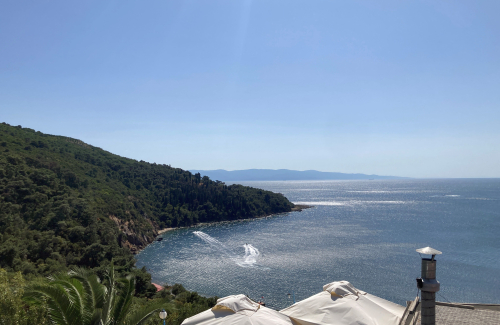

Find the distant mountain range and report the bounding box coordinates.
[189,169,406,182]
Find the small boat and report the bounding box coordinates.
[157,237,163,242]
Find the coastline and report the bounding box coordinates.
[153,205,313,238]
[157,227,176,235]
[136,179,500,309]
[139,205,313,302]
[136,205,313,255]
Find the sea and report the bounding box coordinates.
[135,179,500,310]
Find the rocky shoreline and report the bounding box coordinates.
[133,204,313,255]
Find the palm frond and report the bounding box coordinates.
[52,278,86,325]
[25,282,78,325]
[100,265,117,325]
[24,263,160,325]
[70,267,107,322]
[112,276,135,325]
[89,308,104,325]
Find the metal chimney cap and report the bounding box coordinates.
[416,247,442,255]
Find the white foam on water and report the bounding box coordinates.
[193,231,266,269]
[240,244,260,266]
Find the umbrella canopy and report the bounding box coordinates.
[181,294,296,325]
[280,281,406,325]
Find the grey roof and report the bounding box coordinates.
[401,298,500,325]
[422,304,500,325]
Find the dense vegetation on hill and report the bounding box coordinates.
[0,122,293,278]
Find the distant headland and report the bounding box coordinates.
[189,169,407,182]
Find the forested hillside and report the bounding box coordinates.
[0,122,293,276]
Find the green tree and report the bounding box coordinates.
[0,268,49,325]
[25,265,170,325]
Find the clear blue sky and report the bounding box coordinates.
[1,1,499,178]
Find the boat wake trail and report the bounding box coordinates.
[242,244,260,266]
[193,231,267,269]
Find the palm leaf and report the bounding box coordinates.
[25,282,78,325]
[112,276,135,325]
[24,264,162,325]
[100,265,117,325]
[69,267,107,322]
[52,277,86,325]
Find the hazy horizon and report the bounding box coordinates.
[1,1,499,178]
[190,168,498,179]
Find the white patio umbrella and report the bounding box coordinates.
[280,281,406,325]
[181,294,296,325]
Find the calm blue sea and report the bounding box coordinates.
[136,179,500,309]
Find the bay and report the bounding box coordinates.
[136,179,500,310]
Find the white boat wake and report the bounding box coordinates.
[193,231,267,269]
[242,243,260,266]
